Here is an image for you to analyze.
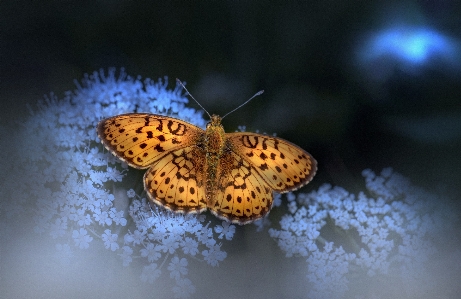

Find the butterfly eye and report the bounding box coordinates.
[206,122,212,129]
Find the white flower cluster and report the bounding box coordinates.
[126,193,230,294]
[2,69,234,298]
[269,168,459,299]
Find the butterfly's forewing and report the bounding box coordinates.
[97,113,203,169]
[227,133,317,193]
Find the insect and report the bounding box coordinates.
[97,79,317,224]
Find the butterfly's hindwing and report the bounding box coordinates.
[210,150,273,224]
[144,146,208,213]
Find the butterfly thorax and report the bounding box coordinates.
[205,115,226,154]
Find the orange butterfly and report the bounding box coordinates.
[97,81,316,224]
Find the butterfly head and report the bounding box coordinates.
[207,114,223,129]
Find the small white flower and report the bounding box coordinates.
[181,237,199,256]
[140,243,161,262]
[72,228,93,249]
[130,229,146,245]
[140,263,161,284]
[127,189,136,198]
[168,256,188,280]
[202,244,227,267]
[214,221,236,240]
[161,234,180,254]
[101,229,119,251]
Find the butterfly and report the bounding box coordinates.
[97,81,317,224]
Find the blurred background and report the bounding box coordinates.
[1,1,461,298]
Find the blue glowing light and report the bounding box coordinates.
[362,26,456,65]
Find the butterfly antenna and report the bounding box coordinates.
[176,78,212,119]
[221,90,264,120]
